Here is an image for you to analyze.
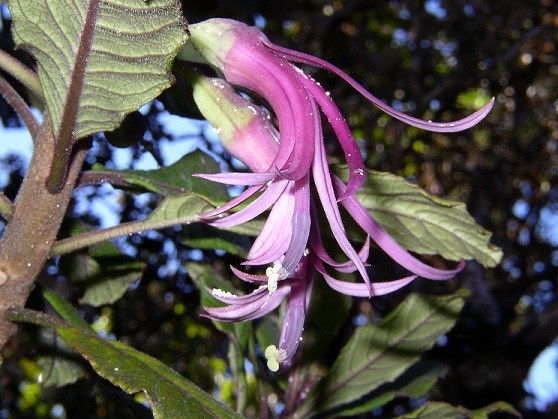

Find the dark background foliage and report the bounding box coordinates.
[0,0,557,417]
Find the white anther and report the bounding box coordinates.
[265,262,288,293]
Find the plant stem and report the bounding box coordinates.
[0,75,39,140]
[0,193,13,222]
[51,217,187,256]
[0,116,87,360]
[0,49,43,100]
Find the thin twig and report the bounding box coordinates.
[0,49,43,100]
[0,75,40,140]
[0,192,13,222]
[50,217,186,256]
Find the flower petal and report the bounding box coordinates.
[230,265,268,283]
[204,285,290,322]
[281,177,312,273]
[264,40,494,132]
[246,183,296,265]
[311,120,372,295]
[199,183,264,219]
[296,72,366,199]
[314,257,417,297]
[194,171,276,186]
[208,179,289,227]
[208,286,268,305]
[332,176,464,280]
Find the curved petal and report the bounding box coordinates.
[208,285,268,305]
[263,41,494,133]
[246,183,296,265]
[296,72,366,199]
[308,202,369,273]
[311,121,372,295]
[281,177,312,273]
[224,36,315,180]
[194,171,276,186]
[278,277,310,363]
[199,183,264,219]
[230,265,268,283]
[208,179,289,227]
[204,285,290,322]
[332,176,464,280]
[314,257,417,297]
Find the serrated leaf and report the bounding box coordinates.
[297,291,466,417]
[93,150,229,200]
[10,0,188,140]
[398,401,520,418]
[11,309,240,419]
[346,169,502,267]
[36,356,87,388]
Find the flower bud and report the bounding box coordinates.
[191,74,279,172]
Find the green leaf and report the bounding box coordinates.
[183,223,251,258]
[399,401,520,418]
[9,0,188,140]
[79,261,144,306]
[93,150,229,200]
[148,193,215,224]
[59,240,145,307]
[297,291,466,417]
[10,308,241,419]
[43,289,91,331]
[36,356,87,388]
[336,361,448,416]
[348,169,502,267]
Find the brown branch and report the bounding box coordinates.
[0,115,88,361]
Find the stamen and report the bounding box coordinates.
[264,344,287,372]
[212,288,236,298]
[265,261,288,293]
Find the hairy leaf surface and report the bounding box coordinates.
[10,0,187,140]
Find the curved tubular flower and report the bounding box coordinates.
[187,18,494,370]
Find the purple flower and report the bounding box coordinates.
[187,19,493,370]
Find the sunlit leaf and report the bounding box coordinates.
[9,0,188,140]
[92,150,229,200]
[10,308,241,418]
[343,169,502,267]
[296,291,466,417]
[399,400,520,418]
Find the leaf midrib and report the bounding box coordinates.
[316,297,457,411]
